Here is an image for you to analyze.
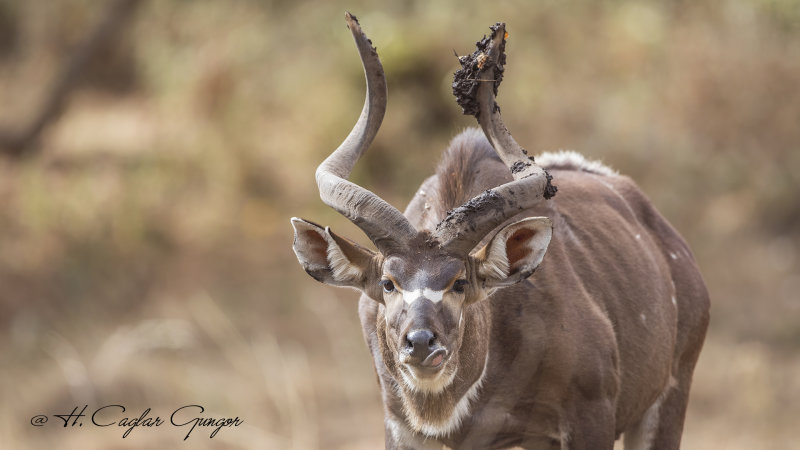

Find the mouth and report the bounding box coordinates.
[402,348,449,375]
[422,348,447,368]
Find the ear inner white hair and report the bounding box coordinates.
[479,242,511,280]
[324,227,363,282]
[478,217,552,283]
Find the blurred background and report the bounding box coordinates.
[1,0,798,448]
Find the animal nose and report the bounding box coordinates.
[405,329,436,359]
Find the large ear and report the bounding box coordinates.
[291,217,375,288]
[474,217,552,288]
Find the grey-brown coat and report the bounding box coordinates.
[291,15,709,450]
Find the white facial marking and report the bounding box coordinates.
[423,288,444,302]
[635,233,641,240]
[671,296,677,306]
[640,313,647,323]
[400,287,446,304]
[401,289,421,304]
[669,252,678,260]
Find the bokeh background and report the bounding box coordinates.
[1,0,798,448]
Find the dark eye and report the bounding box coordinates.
[380,279,395,293]
[452,279,468,294]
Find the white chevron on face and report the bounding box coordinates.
[401,287,445,304]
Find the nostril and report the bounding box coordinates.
[406,329,435,355]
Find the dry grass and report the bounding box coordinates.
[1,0,799,448]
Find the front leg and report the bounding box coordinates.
[562,398,616,450]
[385,415,443,450]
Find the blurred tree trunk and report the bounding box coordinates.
[0,0,142,158]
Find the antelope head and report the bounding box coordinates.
[291,14,556,393]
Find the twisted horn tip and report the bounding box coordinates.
[452,22,507,117]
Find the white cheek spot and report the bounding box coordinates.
[635,233,641,240]
[669,252,678,260]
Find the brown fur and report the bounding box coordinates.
[432,128,503,217]
[357,130,709,449]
